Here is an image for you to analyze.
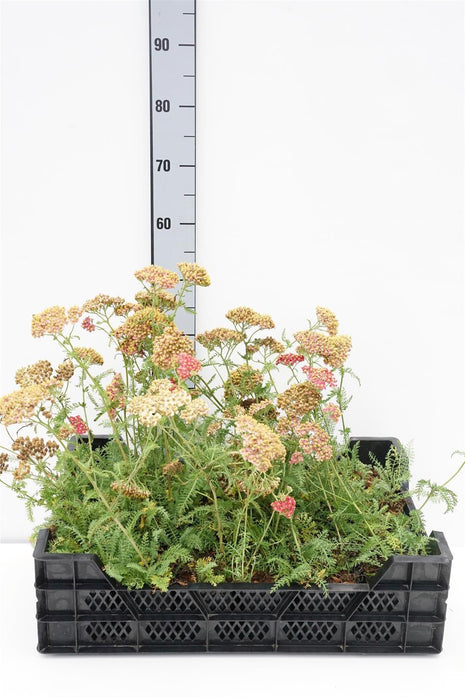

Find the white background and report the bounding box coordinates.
[0,0,464,693]
[1,1,464,539]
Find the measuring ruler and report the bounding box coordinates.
[149,0,196,337]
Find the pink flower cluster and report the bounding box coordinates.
[176,352,202,380]
[290,451,303,464]
[81,316,96,332]
[299,423,332,462]
[301,366,337,390]
[69,415,88,435]
[322,403,341,422]
[276,353,305,367]
[271,495,296,519]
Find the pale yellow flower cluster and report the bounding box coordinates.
[0,383,50,426]
[127,379,208,427]
[235,414,286,472]
[67,306,83,324]
[225,307,275,329]
[178,262,211,287]
[180,398,209,424]
[31,306,67,338]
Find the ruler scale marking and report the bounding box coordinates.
[149,0,196,337]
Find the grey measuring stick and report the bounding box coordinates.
[149,0,196,338]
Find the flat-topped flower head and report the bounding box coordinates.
[236,414,285,472]
[226,306,275,329]
[81,316,96,333]
[196,327,244,349]
[294,330,351,368]
[0,384,51,425]
[302,366,337,390]
[73,347,104,366]
[271,495,296,519]
[134,265,179,289]
[128,378,191,427]
[69,415,88,435]
[276,353,305,367]
[82,295,125,313]
[316,306,339,336]
[176,352,202,380]
[67,306,82,324]
[114,307,168,356]
[277,382,321,417]
[15,360,53,388]
[152,326,194,370]
[31,306,67,338]
[178,262,211,287]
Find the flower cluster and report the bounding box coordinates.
[271,495,296,519]
[82,295,125,313]
[178,262,211,286]
[12,436,58,462]
[290,450,304,464]
[0,453,8,473]
[105,373,126,419]
[73,347,104,366]
[135,289,176,310]
[276,353,304,367]
[128,379,196,427]
[176,352,202,380]
[114,307,168,356]
[55,360,74,383]
[245,337,285,356]
[299,423,332,462]
[82,316,96,332]
[31,306,67,338]
[236,415,286,472]
[0,384,50,425]
[134,265,179,289]
[322,403,341,422]
[152,326,194,370]
[302,366,337,390]
[295,330,352,369]
[15,360,53,388]
[316,306,339,335]
[224,365,263,402]
[69,415,88,435]
[68,306,82,324]
[196,327,244,349]
[111,481,150,500]
[277,382,321,417]
[225,307,275,329]
[162,459,184,475]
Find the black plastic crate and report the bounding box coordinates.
[33,438,453,653]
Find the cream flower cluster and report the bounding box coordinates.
[127,379,208,427]
[235,414,286,472]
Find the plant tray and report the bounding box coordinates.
[33,439,453,654]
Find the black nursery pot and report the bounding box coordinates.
[33,438,453,654]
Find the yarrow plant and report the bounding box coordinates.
[0,263,463,591]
